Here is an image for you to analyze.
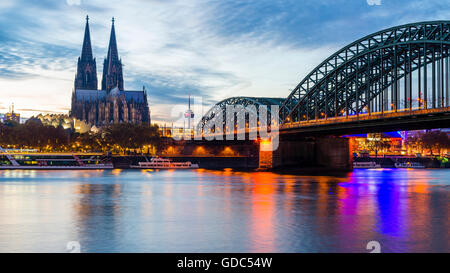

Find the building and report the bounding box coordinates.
[3,103,20,123]
[70,16,150,126]
[31,113,92,133]
[344,132,404,156]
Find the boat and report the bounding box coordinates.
[394,162,425,169]
[353,161,381,169]
[0,148,113,170]
[131,157,199,169]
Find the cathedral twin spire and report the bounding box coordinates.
[74,15,97,90]
[102,17,124,91]
[75,16,124,91]
[80,15,93,61]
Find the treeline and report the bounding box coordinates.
[74,123,161,153]
[0,120,68,148]
[407,130,449,155]
[0,120,160,153]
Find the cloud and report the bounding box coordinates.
[17,108,69,113]
[66,0,81,6]
[367,0,382,6]
[0,0,448,124]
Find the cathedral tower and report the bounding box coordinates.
[74,15,98,90]
[71,16,151,126]
[101,17,124,91]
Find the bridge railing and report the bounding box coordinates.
[280,106,450,129]
[193,106,450,139]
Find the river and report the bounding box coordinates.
[0,168,448,252]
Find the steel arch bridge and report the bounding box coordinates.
[280,20,450,125]
[199,97,284,133]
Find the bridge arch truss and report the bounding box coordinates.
[280,21,450,123]
[198,97,284,133]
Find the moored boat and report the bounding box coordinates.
[394,162,425,169]
[353,161,381,169]
[131,157,199,169]
[0,149,113,170]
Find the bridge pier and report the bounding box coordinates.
[259,137,352,171]
[161,136,352,171]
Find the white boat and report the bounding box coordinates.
[394,162,425,169]
[0,148,113,170]
[353,161,381,169]
[131,157,199,169]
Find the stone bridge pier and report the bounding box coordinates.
[259,137,352,171]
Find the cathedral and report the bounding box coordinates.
[70,16,151,126]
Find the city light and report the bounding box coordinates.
[0,2,448,257]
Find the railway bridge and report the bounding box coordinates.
[196,21,450,170]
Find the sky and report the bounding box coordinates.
[0,0,449,124]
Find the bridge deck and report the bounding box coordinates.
[198,107,450,139]
[280,107,450,136]
[282,107,450,128]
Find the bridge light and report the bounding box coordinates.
[260,139,272,151]
[194,146,207,155]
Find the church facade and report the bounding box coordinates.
[70,17,151,126]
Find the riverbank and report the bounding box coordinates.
[353,156,449,168]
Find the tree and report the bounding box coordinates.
[422,130,449,156]
[364,133,391,157]
[406,134,424,154]
[0,120,160,154]
[103,123,160,154]
[0,119,68,151]
[407,130,449,156]
[72,132,104,152]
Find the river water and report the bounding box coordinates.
[0,168,448,253]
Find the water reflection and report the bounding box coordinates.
[0,168,448,252]
[73,183,122,252]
